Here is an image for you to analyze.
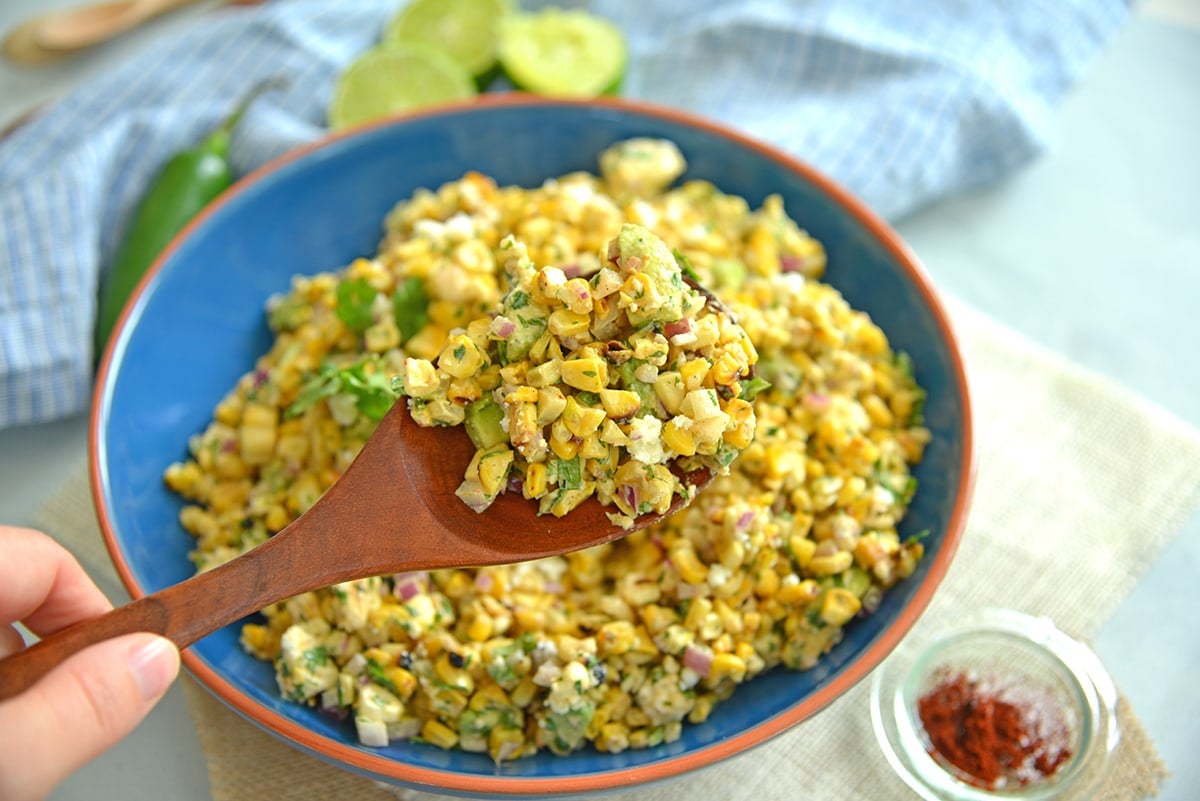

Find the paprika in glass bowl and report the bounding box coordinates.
[870,608,1120,800]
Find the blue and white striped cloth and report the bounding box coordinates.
[0,0,1130,428]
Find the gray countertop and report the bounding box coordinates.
[1,2,1197,799]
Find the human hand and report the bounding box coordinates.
[0,526,180,801]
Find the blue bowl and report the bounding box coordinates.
[92,96,975,797]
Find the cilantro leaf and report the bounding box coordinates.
[336,278,378,333]
[392,277,429,343]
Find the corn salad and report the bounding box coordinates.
[163,138,931,761]
[402,222,758,525]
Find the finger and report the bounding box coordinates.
[0,624,25,660]
[0,632,179,801]
[0,526,112,635]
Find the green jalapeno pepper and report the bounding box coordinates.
[94,78,285,355]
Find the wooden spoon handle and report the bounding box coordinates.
[0,526,319,701]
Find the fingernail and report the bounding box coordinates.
[129,636,180,701]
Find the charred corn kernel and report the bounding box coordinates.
[715,536,746,570]
[241,402,276,429]
[403,358,441,399]
[562,397,606,438]
[548,308,591,338]
[447,377,482,406]
[679,358,710,391]
[526,360,561,389]
[385,666,419,699]
[560,357,608,392]
[598,389,640,419]
[777,578,820,605]
[364,320,401,353]
[862,394,895,428]
[753,566,780,597]
[264,504,290,532]
[422,719,459,750]
[669,544,708,585]
[661,418,697,456]
[579,434,609,460]
[652,372,685,415]
[809,550,854,576]
[854,536,890,568]
[403,323,449,360]
[239,422,276,466]
[436,654,476,694]
[596,722,631,753]
[363,647,397,668]
[489,727,527,761]
[513,607,546,632]
[820,588,862,626]
[722,398,756,448]
[438,334,487,379]
[510,676,538,707]
[548,434,579,461]
[640,604,676,634]
[599,419,631,447]
[598,620,636,656]
[708,653,747,682]
[709,351,744,386]
[789,534,817,567]
[522,462,548,499]
[535,386,567,424]
[477,446,515,496]
[559,277,594,314]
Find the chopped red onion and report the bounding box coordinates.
[736,510,755,531]
[393,571,427,601]
[804,392,830,412]
[474,572,494,592]
[682,645,713,677]
[780,255,805,273]
[664,318,692,338]
[490,315,517,339]
[624,255,642,272]
[562,263,582,279]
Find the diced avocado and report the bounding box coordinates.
[615,360,658,416]
[710,257,747,290]
[465,398,506,449]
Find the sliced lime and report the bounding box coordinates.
[383,0,511,83]
[498,9,627,98]
[329,45,477,130]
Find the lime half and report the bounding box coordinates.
[329,45,477,130]
[498,9,627,97]
[384,0,512,83]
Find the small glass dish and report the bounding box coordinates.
[871,608,1119,800]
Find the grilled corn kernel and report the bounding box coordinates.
[708,653,747,682]
[661,418,697,456]
[438,334,487,379]
[422,719,460,750]
[560,357,608,393]
[598,389,641,419]
[808,550,854,576]
[522,462,548,499]
[669,544,708,585]
[820,588,862,626]
[562,397,606,438]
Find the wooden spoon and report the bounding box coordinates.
[2,0,205,64]
[0,398,714,700]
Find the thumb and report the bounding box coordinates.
[0,632,180,801]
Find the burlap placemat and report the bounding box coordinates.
[35,296,1200,800]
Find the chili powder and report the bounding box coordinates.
[917,669,1075,790]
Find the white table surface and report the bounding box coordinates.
[2,2,1197,799]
